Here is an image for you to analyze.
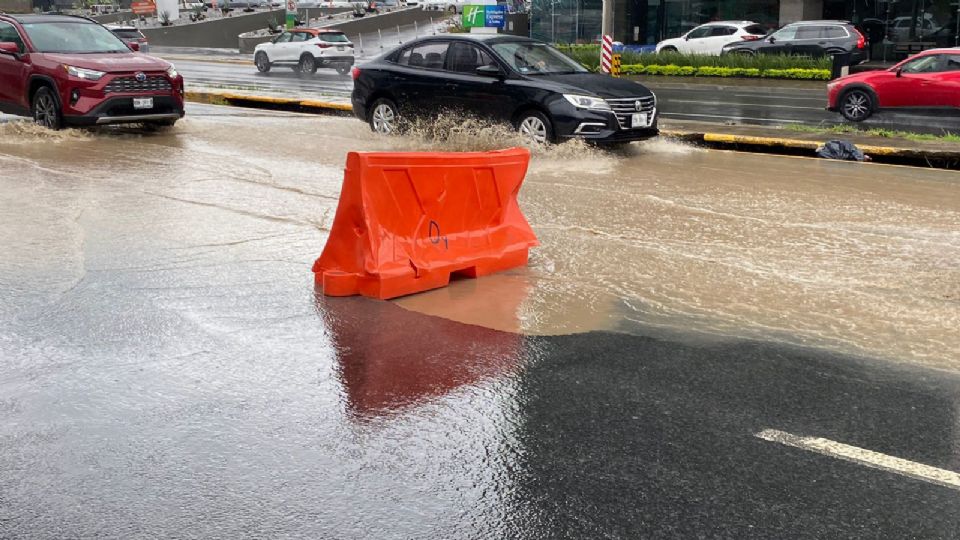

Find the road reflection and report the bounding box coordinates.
[314,283,530,419]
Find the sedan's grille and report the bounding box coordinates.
[607,96,656,129]
[103,76,172,94]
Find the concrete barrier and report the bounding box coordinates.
[91,11,136,25]
[321,7,441,36]
[0,0,31,13]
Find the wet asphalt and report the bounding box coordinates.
[1,105,959,538]
[163,48,960,135]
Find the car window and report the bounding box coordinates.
[319,32,349,43]
[744,24,768,36]
[0,22,25,53]
[823,26,846,39]
[771,26,797,40]
[901,54,942,74]
[795,26,822,39]
[491,41,587,75]
[710,26,737,37]
[945,55,960,72]
[111,29,144,39]
[291,32,310,42]
[22,21,128,53]
[686,26,712,39]
[398,41,448,69]
[274,32,293,43]
[445,41,494,73]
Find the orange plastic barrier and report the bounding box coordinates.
[313,147,538,300]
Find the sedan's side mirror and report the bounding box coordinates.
[0,42,20,56]
[475,64,503,78]
[895,67,903,78]
[128,41,140,52]
[767,36,776,43]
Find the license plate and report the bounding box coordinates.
[631,112,647,128]
[337,46,344,51]
[133,97,153,110]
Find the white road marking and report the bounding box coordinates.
[663,99,822,110]
[660,112,807,123]
[756,429,960,491]
[733,93,826,102]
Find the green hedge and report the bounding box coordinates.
[619,64,830,80]
[555,44,832,78]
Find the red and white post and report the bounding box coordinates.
[600,35,613,74]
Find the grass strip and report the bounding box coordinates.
[786,124,960,143]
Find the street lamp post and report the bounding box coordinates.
[601,0,613,40]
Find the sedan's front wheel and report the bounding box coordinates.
[515,110,554,145]
[840,88,874,122]
[369,98,399,135]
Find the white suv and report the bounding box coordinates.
[254,28,355,75]
[421,0,465,12]
[656,21,768,56]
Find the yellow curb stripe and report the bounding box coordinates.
[159,55,253,66]
[184,90,353,113]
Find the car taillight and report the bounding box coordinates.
[854,28,866,49]
[316,42,331,48]
[351,66,361,80]
[741,35,761,41]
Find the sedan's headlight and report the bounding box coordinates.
[64,65,105,81]
[167,65,179,79]
[563,94,611,111]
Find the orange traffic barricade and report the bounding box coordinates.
[313,147,538,300]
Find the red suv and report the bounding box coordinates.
[827,49,960,122]
[0,14,184,130]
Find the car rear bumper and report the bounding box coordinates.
[318,55,354,65]
[64,95,185,126]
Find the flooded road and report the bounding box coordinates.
[2,105,959,538]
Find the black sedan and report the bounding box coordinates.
[351,35,658,145]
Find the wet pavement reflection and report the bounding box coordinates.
[1,105,959,537]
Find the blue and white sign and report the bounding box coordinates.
[483,5,506,28]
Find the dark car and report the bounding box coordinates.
[0,14,185,130]
[351,35,658,145]
[722,20,867,65]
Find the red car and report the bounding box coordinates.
[827,48,960,122]
[0,14,184,130]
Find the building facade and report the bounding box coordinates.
[531,0,960,55]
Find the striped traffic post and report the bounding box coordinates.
[600,35,613,74]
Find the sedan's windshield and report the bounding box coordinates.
[23,22,130,53]
[491,41,587,75]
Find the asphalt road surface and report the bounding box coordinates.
[161,48,960,135]
[1,105,958,538]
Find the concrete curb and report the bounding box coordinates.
[185,90,352,113]
[661,130,960,163]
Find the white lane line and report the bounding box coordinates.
[733,94,826,102]
[659,112,807,123]
[756,429,960,491]
[662,99,823,110]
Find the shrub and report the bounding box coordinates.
[617,64,828,80]
[555,44,832,77]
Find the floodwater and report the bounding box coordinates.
[1,105,959,537]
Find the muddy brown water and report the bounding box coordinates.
[1,107,958,372]
[3,106,960,538]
